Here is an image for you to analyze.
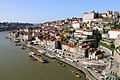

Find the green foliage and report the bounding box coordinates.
[86,30,102,47]
[62,35,71,42]
[87,29,102,42]
[112,25,120,29]
[99,42,115,52]
[63,28,75,34]
[110,43,115,48]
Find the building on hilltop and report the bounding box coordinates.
[100,10,113,18]
[83,11,98,22]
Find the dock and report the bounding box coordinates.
[45,53,56,59]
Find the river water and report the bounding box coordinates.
[0,31,85,80]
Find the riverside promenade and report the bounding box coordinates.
[55,57,97,80]
[27,44,97,80]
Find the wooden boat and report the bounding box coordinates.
[21,46,26,49]
[28,52,46,63]
[70,70,80,78]
[73,72,80,78]
[58,62,66,67]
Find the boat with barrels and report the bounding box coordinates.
[28,52,46,63]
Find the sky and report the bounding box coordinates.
[0,0,120,23]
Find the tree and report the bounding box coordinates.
[111,43,115,49]
[87,29,102,47]
[62,35,70,42]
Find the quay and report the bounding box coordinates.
[27,44,56,59]
[55,56,96,80]
[7,36,96,80]
[8,31,97,80]
[27,44,96,80]
[45,53,56,59]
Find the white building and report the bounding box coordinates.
[102,33,109,39]
[100,10,113,18]
[115,34,120,47]
[72,22,82,29]
[74,29,92,38]
[83,31,92,35]
[100,13,107,18]
[83,11,97,22]
[23,29,29,32]
[93,18,103,24]
[108,30,120,39]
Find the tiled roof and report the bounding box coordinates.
[61,42,76,48]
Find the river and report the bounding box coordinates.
[0,31,85,80]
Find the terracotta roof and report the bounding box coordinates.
[73,22,81,24]
[75,28,83,30]
[61,42,76,48]
[79,43,88,47]
[103,18,112,22]
[110,29,120,32]
[96,54,103,58]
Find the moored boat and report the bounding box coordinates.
[58,62,66,67]
[28,52,46,63]
[70,70,80,78]
[5,36,9,39]
[73,72,80,78]
[14,43,21,46]
[28,52,36,57]
[21,46,26,49]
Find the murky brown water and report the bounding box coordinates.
[0,31,85,80]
